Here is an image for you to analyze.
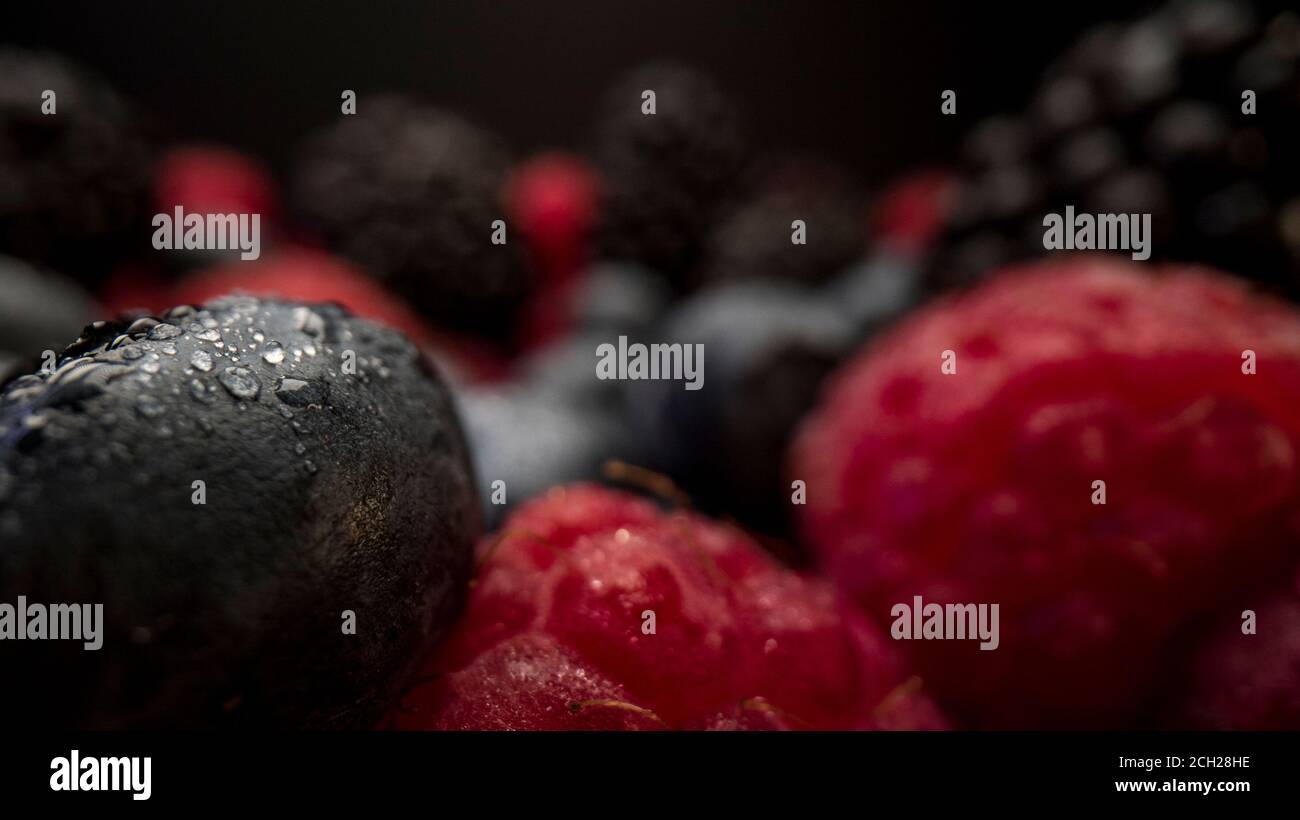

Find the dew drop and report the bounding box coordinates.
[218,367,261,400]
[261,341,285,365]
[135,395,166,418]
[147,323,182,340]
[190,350,214,372]
[188,379,215,404]
[126,317,160,336]
[120,346,145,361]
[293,306,326,338]
[275,376,329,407]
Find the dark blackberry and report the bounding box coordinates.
[701,159,867,287]
[591,62,750,290]
[929,1,1300,296]
[290,95,533,341]
[0,49,153,286]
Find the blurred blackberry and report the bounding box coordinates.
[0,49,153,286]
[592,63,750,290]
[929,1,1300,296]
[702,159,867,287]
[290,95,533,340]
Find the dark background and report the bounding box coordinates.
[6,0,1151,185]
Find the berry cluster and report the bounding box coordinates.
[2,1,1299,731]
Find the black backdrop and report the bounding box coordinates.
[7,0,1150,183]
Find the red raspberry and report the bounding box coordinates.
[171,247,510,383]
[1167,574,1300,730]
[871,169,957,255]
[507,153,601,350]
[790,258,1300,728]
[392,484,945,730]
[153,146,281,234]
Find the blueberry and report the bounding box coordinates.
[0,296,480,728]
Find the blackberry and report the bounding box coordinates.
[0,49,153,286]
[290,95,533,340]
[702,159,867,287]
[591,63,750,290]
[928,1,1300,296]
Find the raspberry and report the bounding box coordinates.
[393,484,945,730]
[0,49,153,285]
[151,146,281,272]
[1166,575,1300,729]
[872,169,958,255]
[289,95,533,340]
[508,153,602,349]
[790,258,1300,727]
[507,153,599,283]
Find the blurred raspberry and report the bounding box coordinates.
[393,484,945,730]
[872,169,958,255]
[791,258,1300,727]
[151,145,281,271]
[507,153,601,349]
[1167,575,1300,729]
